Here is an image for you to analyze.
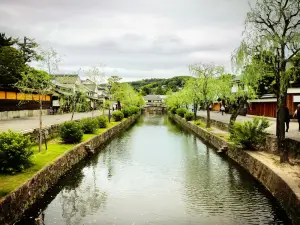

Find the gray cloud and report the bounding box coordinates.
[0,0,249,81]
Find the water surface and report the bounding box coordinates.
[17,116,290,225]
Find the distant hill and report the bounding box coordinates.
[127,76,191,95]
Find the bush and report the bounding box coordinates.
[184,112,194,121]
[96,115,108,128]
[194,120,206,128]
[230,117,270,149]
[60,121,83,143]
[0,130,33,174]
[112,110,124,121]
[176,108,188,117]
[129,106,140,115]
[169,107,177,114]
[122,106,140,118]
[80,117,98,134]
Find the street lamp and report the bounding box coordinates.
[107,84,112,123]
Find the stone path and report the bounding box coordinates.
[197,111,300,142]
[0,111,105,133]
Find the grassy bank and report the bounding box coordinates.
[0,121,120,198]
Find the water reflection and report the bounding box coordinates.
[17,116,291,225]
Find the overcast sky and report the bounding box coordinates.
[0,0,250,81]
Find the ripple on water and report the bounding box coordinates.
[16,116,291,225]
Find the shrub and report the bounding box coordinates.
[0,130,33,174]
[176,108,188,117]
[169,107,177,114]
[112,110,124,121]
[230,117,270,149]
[194,120,206,128]
[96,115,108,128]
[184,112,194,121]
[122,108,130,118]
[122,106,140,118]
[80,117,98,134]
[130,106,140,115]
[60,121,83,143]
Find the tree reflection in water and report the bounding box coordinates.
[59,156,107,225]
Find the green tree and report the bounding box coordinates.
[184,78,203,118]
[0,33,16,47]
[17,36,41,63]
[189,63,224,128]
[234,0,300,163]
[165,89,190,110]
[0,46,26,87]
[107,76,122,110]
[16,68,52,152]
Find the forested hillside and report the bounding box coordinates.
[128,76,191,95]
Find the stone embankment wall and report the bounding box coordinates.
[0,109,48,121]
[23,118,83,144]
[0,114,139,225]
[170,114,300,225]
[196,115,300,159]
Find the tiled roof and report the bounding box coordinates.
[144,95,162,101]
[53,74,79,84]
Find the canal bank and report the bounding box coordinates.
[169,113,300,225]
[0,114,140,225]
[15,115,291,225]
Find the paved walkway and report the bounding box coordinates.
[0,111,105,133]
[197,111,300,142]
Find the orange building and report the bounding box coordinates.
[0,89,52,112]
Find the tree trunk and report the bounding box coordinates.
[71,95,77,121]
[278,93,289,163]
[206,105,211,128]
[92,100,94,117]
[39,98,42,152]
[228,100,245,133]
[117,101,121,110]
[193,101,198,119]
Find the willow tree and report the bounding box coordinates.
[234,0,300,163]
[165,90,190,110]
[107,76,122,110]
[189,63,224,128]
[184,78,202,118]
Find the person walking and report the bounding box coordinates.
[284,105,290,132]
[220,105,225,115]
[293,104,300,131]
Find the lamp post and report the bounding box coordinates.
[107,84,112,123]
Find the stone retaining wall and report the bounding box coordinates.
[22,118,83,144]
[196,115,300,159]
[170,114,300,225]
[0,114,139,225]
[196,115,229,132]
[0,109,48,120]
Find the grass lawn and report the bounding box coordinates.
[215,133,230,141]
[0,121,121,198]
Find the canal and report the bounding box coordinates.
[17,116,290,225]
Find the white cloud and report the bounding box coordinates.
[0,0,249,81]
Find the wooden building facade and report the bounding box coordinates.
[247,88,300,118]
[0,89,51,112]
